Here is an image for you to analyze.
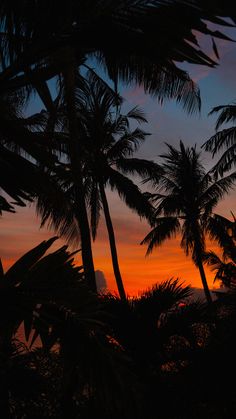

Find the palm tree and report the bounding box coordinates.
[0,1,234,292]
[41,75,159,299]
[202,103,236,176]
[141,141,236,304]
[204,213,236,288]
[82,78,161,300]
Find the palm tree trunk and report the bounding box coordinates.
[99,182,126,300]
[193,223,212,305]
[197,259,212,304]
[63,50,96,292]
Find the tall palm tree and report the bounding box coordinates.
[41,75,159,300]
[202,103,236,176]
[81,77,161,300]
[141,141,236,304]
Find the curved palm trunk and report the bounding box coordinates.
[197,259,212,305]
[63,51,96,292]
[99,182,126,300]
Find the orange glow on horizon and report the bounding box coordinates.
[0,204,224,298]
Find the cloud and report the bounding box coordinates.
[95,270,107,293]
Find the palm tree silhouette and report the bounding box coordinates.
[43,75,158,299]
[203,103,236,176]
[204,213,236,288]
[141,141,236,304]
[0,2,234,292]
[82,77,161,300]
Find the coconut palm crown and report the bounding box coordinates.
[141,141,236,304]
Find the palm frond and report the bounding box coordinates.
[107,128,149,160]
[211,143,236,177]
[37,194,81,247]
[207,214,236,262]
[126,106,148,124]
[154,194,184,217]
[107,166,153,220]
[115,157,163,180]
[204,251,225,270]
[135,278,192,324]
[204,250,236,286]
[138,278,192,308]
[0,144,59,211]
[200,172,236,210]
[203,127,236,156]
[208,104,236,131]
[4,237,58,286]
[141,216,180,255]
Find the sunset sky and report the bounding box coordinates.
[1,23,236,296]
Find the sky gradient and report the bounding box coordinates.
[1,23,236,296]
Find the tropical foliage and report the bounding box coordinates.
[141,141,236,303]
[204,213,236,287]
[1,2,236,419]
[39,74,159,299]
[203,103,236,176]
[0,0,235,290]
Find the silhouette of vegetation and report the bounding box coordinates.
[204,214,236,287]
[1,2,236,419]
[203,103,236,176]
[141,141,236,304]
[0,0,235,290]
[39,74,159,300]
[0,239,143,419]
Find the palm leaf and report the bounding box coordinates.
[107,166,153,219]
[200,172,236,209]
[203,127,236,156]
[208,104,236,131]
[4,237,58,286]
[141,216,180,255]
[115,157,163,180]
[107,128,148,160]
[207,214,236,262]
[126,106,148,124]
